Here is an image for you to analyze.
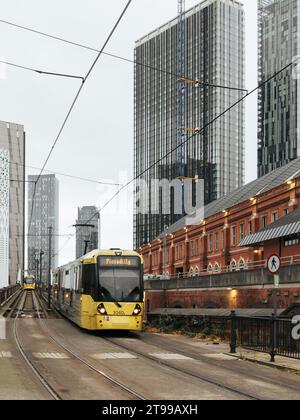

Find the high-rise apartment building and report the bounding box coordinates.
[28,174,59,281]
[0,121,25,286]
[258,0,300,177]
[0,150,9,288]
[134,0,245,248]
[76,206,100,259]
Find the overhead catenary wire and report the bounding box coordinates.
[27,0,133,236]
[0,58,85,81]
[0,18,248,93]
[66,58,299,251]
[9,160,123,187]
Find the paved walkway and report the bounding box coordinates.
[227,347,300,374]
[193,338,300,374]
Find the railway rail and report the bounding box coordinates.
[4,290,146,400]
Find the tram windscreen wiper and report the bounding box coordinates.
[100,287,122,308]
[125,286,140,301]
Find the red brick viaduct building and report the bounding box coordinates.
[139,159,300,311]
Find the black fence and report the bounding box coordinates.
[234,315,300,360]
[0,285,20,306]
[148,311,300,361]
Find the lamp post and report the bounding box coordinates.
[162,225,169,279]
[35,258,39,284]
[48,226,53,310]
[39,251,44,287]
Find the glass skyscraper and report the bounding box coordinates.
[134,0,245,248]
[75,206,100,259]
[28,174,59,281]
[258,0,300,177]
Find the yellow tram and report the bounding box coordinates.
[52,249,144,331]
[23,275,36,291]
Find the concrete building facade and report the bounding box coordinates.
[28,174,59,282]
[0,121,25,286]
[134,0,245,248]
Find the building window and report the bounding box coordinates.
[239,259,246,271]
[272,212,278,223]
[215,232,219,251]
[284,235,299,247]
[214,263,221,273]
[195,239,199,256]
[208,234,213,252]
[222,231,225,249]
[190,241,194,257]
[284,208,289,216]
[239,224,245,241]
[262,215,267,228]
[230,260,237,272]
[231,226,237,246]
[248,221,253,235]
[207,264,213,273]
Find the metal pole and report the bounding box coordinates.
[230,310,237,354]
[35,258,39,284]
[48,226,52,310]
[270,275,280,362]
[163,226,168,279]
[40,251,44,288]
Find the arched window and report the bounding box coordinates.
[231,260,237,272]
[207,264,213,273]
[194,267,199,277]
[188,267,194,277]
[239,258,246,271]
[214,263,221,273]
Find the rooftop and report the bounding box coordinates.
[135,0,243,47]
[157,157,300,238]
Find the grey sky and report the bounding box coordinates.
[0,0,258,265]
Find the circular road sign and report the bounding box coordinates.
[267,254,281,275]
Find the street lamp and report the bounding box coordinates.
[162,225,169,280]
[39,251,44,287]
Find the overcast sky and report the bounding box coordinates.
[0,0,258,266]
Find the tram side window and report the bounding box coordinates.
[82,264,98,300]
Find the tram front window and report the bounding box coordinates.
[25,279,33,284]
[99,268,142,303]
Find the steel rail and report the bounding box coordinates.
[101,336,260,401]
[35,300,146,400]
[12,291,62,400]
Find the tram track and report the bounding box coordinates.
[100,335,262,401]
[8,290,146,400]
[136,333,300,394]
[11,291,62,400]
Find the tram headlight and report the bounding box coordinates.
[133,304,142,316]
[97,304,107,315]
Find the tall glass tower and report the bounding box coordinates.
[258,0,300,177]
[134,0,245,248]
[28,174,59,281]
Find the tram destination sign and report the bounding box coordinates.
[99,256,140,268]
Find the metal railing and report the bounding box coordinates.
[148,311,300,361]
[145,254,300,280]
[0,285,20,306]
[232,313,300,361]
